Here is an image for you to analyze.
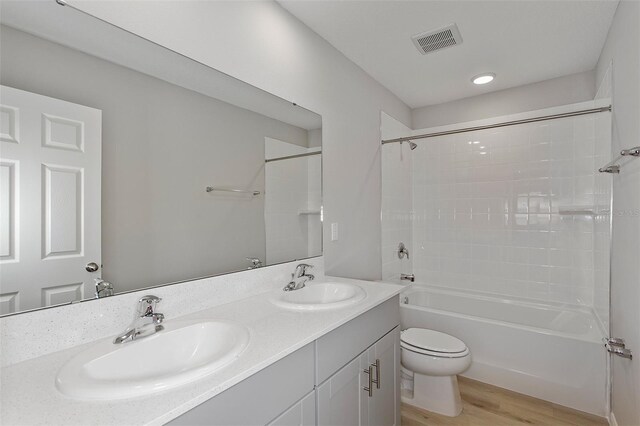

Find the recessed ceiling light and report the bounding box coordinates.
[472,73,495,85]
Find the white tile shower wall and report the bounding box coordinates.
[381,112,413,281]
[411,103,603,305]
[593,64,613,333]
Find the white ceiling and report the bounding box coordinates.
[278,0,619,108]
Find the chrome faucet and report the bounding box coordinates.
[400,273,415,282]
[246,257,263,269]
[283,263,315,291]
[94,278,114,298]
[113,295,165,344]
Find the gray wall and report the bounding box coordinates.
[308,129,322,148]
[0,25,310,292]
[412,70,596,129]
[595,1,640,424]
[68,0,412,281]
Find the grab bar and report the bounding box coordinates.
[205,187,260,196]
[599,146,640,173]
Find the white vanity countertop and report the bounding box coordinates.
[0,277,403,426]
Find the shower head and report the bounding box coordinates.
[399,140,418,151]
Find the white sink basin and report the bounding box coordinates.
[270,282,366,311]
[56,319,250,400]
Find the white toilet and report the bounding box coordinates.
[400,328,471,417]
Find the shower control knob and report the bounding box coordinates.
[85,262,100,272]
[398,242,410,259]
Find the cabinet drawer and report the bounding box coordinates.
[167,343,315,426]
[316,296,399,384]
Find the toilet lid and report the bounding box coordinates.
[401,328,467,353]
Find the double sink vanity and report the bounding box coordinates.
[0,259,404,425]
[56,269,366,401]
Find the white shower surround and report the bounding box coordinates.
[381,112,414,282]
[592,65,613,334]
[383,101,611,315]
[412,100,606,305]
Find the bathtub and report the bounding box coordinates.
[400,285,607,417]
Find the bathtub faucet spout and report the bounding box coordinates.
[401,273,415,282]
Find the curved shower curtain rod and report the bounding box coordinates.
[381,105,612,145]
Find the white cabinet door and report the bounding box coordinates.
[360,347,375,426]
[0,85,101,314]
[317,327,400,426]
[268,391,316,426]
[368,328,399,426]
[317,355,368,426]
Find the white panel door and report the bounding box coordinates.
[0,85,101,315]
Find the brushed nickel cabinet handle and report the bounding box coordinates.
[372,359,380,389]
[363,365,373,397]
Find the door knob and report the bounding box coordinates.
[86,262,100,272]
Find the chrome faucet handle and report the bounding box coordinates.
[94,278,114,299]
[246,257,263,269]
[152,312,165,325]
[136,295,162,316]
[113,295,164,344]
[398,242,410,259]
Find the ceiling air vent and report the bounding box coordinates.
[411,24,463,55]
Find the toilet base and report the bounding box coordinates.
[401,372,463,417]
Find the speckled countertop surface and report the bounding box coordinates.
[0,277,403,426]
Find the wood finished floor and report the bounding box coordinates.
[401,377,608,426]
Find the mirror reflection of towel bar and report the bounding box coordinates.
[205,187,261,196]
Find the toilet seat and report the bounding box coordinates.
[401,328,469,358]
[401,342,470,358]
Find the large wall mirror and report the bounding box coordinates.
[0,2,322,316]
